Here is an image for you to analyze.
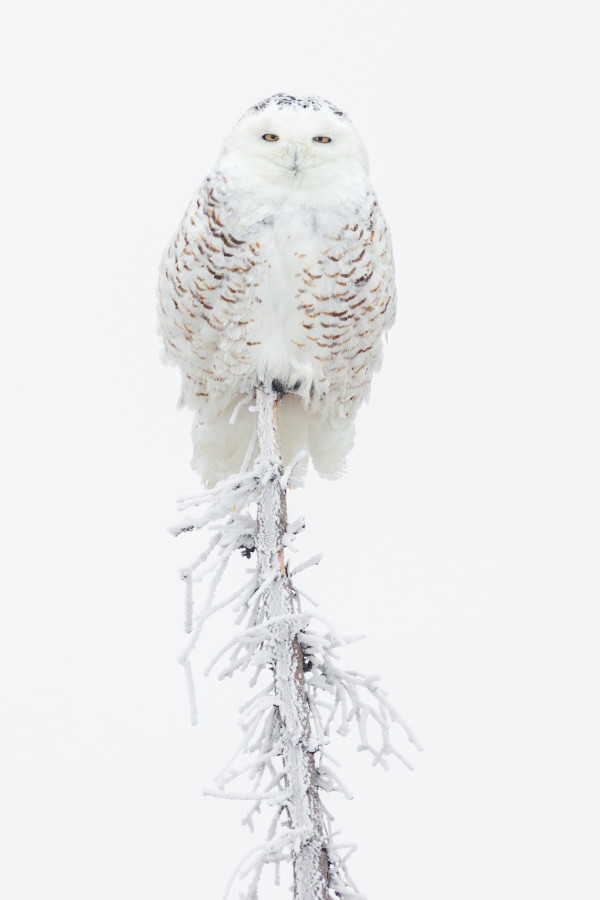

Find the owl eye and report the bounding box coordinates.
[262,134,279,142]
[313,136,332,143]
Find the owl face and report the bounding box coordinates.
[217,95,370,214]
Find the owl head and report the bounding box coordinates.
[216,94,370,213]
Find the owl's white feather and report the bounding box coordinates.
[158,94,396,485]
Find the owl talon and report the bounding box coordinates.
[271,378,303,397]
[271,378,287,397]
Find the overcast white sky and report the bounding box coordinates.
[1,1,599,898]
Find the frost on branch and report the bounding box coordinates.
[171,386,421,899]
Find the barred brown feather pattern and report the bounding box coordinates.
[158,176,268,418]
[294,202,396,420]
[158,172,396,426]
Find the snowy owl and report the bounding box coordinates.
[158,94,396,485]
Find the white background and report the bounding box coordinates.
[1,1,599,897]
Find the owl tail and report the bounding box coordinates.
[306,412,355,480]
[190,395,354,486]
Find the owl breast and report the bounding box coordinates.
[250,214,323,398]
[159,174,395,431]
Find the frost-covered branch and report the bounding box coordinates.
[172,384,421,899]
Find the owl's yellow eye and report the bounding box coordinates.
[313,136,332,143]
[262,134,279,142]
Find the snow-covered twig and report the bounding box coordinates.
[171,384,420,899]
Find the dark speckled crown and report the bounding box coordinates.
[249,93,348,119]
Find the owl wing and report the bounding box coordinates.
[158,175,266,418]
[301,197,397,420]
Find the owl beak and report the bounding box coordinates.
[290,146,300,176]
